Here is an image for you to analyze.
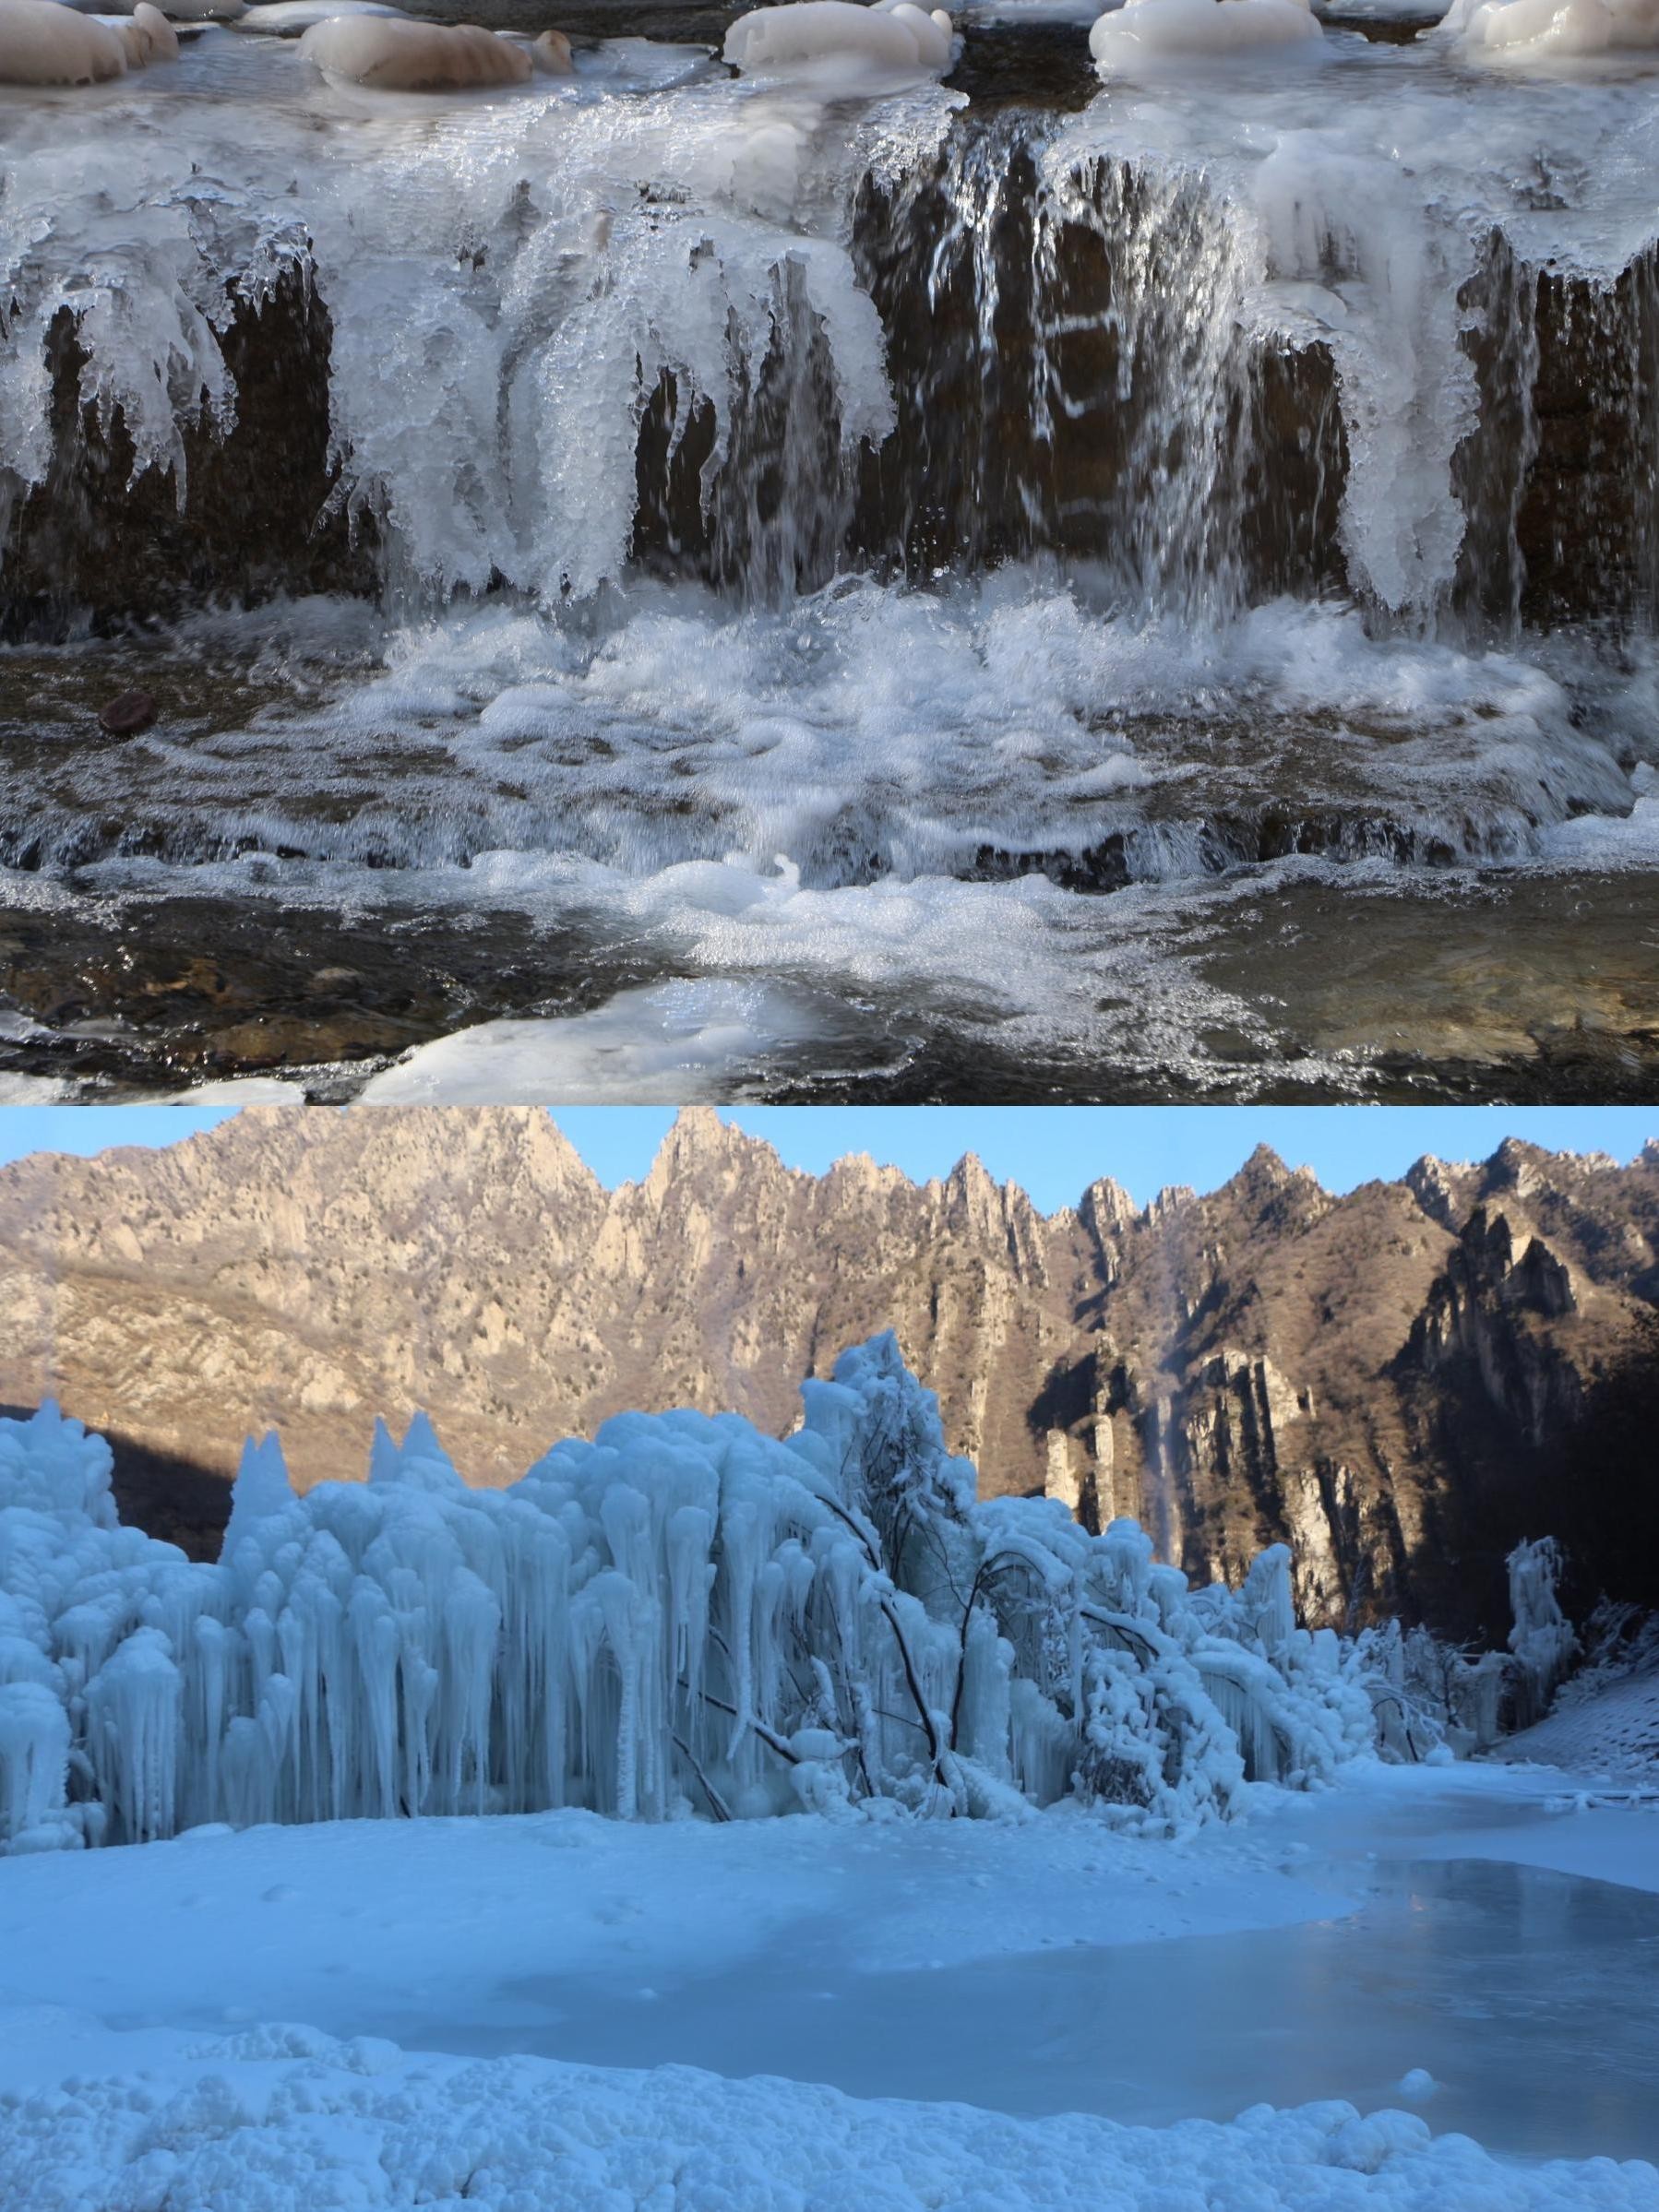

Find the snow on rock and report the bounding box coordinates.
[1439,0,1659,57]
[2,2028,1656,2212]
[297,16,533,89]
[0,1340,1384,1854]
[724,0,958,81]
[1090,0,1323,71]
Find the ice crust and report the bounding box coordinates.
[0,1341,1395,1855]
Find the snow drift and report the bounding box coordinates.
[4,1338,1390,1855]
[6,2026,1656,2212]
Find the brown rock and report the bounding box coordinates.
[97,689,158,737]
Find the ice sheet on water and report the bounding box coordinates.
[357,977,879,1102]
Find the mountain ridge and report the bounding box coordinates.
[2,1109,1654,1639]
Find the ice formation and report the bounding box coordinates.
[0,1339,1387,1857]
[724,0,957,81]
[0,0,131,81]
[1507,1535,1577,1724]
[298,17,533,89]
[1089,0,1323,69]
[1439,0,1659,56]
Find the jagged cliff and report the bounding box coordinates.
[1,1109,1653,1638]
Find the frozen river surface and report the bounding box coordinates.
[1,1764,1654,2165]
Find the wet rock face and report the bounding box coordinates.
[0,1113,1653,1638]
[0,896,639,1093]
[1,268,375,638]
[1454,235,1659,634]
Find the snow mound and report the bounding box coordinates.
[724,0,957,81]
[298,15,533,88]
[2,2028,1655,2212]
[1439,0,1659,56]
[1090,0,1323,69]
[0,1340,1386,1854]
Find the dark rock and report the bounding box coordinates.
[97,689,159,738]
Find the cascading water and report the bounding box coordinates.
[0,15,1655,1103]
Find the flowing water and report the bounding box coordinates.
[1,12,1655,1099]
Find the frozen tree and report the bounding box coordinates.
[2,1338,1394,1856]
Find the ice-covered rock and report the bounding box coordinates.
[724,0,957,80]
[531,25,572,71]
[298,15,533,89]
[1090,0,1323,68]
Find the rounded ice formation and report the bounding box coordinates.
[1439,0,1658,55]
[0,0,126,77]
[298,15,533,87]
[116,0,179,57]
[1089,0,1322,66]
[532,24,572,70]
[724,0,957,78]
[0,0,180,77]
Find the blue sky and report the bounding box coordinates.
[0,1105,1652,1214]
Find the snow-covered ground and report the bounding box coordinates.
[2,1757,1656,2209]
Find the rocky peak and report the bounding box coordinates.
[1,1112,1652,1642]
